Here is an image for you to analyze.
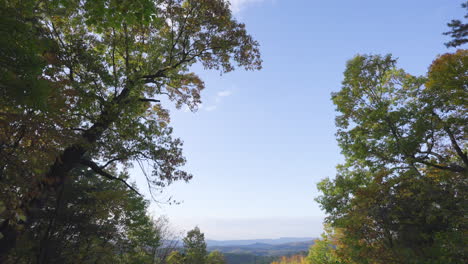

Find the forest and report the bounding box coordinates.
[0,0,466,264]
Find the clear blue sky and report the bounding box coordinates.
[132,0,465,240]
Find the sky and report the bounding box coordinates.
[132,0,465,240]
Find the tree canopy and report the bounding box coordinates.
[317,51,467,264]
[0,0,261,260]
[183,227,208,264]
[312,6,467,264]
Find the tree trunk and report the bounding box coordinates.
[0,87,131,260]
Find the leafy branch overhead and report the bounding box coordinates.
[332,52,467,175]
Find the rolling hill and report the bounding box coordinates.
[207,239,314,257]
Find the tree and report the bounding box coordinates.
[306,225,342,264]
[444,2,468,48]
[207,250,227,264]
[0,0,261,258]
[183,227,208,264]
[317,52,467,264]
[163,227,224,264]
[331,53,466,174]
[152,216,183,264]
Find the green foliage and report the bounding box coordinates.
[0,0,58,109]
[0,0,261,258]
[5,168,162,263]
[317,52,467,264]
[183,227,208,264]
[306,226,341,264]
[207,250,227,264]
[165,227,227,264]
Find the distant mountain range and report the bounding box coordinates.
[206,237,315,247]
[207,238,315,257]
[160,237,316,264]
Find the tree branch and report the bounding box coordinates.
[142,68,167,80]
[443,125,468,166]
[432,112,468,167]
[100,157,124,169]
[416,159,466,173]
[139,98,160,103]
[80,159,141,196]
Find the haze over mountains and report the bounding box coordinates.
[206,237,314,247]
[207,237,315,257]
[205,238,315,264]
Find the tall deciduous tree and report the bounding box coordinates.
[317,51,467,264]
[0,0,261,258]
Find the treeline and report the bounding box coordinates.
[223,253,279,264]
[273,3,467,264]
[0,0,261,263]
[3,166,223,263]
[165,227,227,264]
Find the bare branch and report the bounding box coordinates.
[432,112,468,167]
[80,159,141,196]
[139,98,160,103]
[100,157,124,169]
[416,159,466,173]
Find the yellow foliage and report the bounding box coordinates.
[271,255,309,264]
